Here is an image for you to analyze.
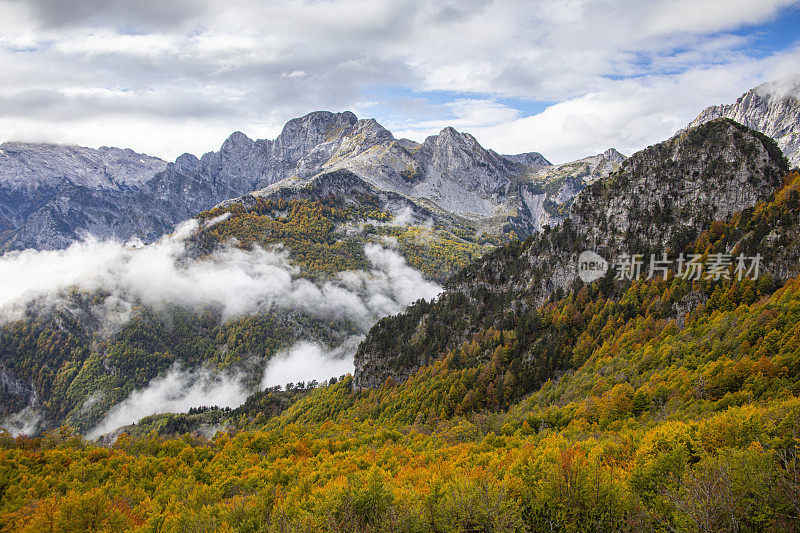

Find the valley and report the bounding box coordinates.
[1,77,800,531]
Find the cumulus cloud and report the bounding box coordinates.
[395,53,800,163]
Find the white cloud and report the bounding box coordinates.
[1,405,43,437]
[0,220,442,329]
[0,0,797,161]
[261,336,361,389]
[394,46,800,163]
[644,0,798,36]
[87,333,361,440]
[87,364,250,439]
[0,217,441,438]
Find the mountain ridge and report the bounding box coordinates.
[353,118,790,389]
[688,77,800,167]
[0,111,618,251]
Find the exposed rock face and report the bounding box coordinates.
[572,119,787,251]
[688,77,800,167]
[0,142,167,190]
[257,119,533,222]
[0,143,167,243]
[1,111,565,250]
[503,152,552,167]
[513,148,627,233]
[229,169,438,231]
[353,119,790,389]
[533,148,625,187]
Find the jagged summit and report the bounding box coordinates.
[279,110,358,136]
[602,147,626,163]
[687,76,800,166]
[0,141,167,189]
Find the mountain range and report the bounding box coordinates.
[0,110,625,251]
[3,78,798,255]
[3,78,800,531]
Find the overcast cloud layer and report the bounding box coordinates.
[0,0,799,162]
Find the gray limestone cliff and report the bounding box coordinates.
[688,77,800,167]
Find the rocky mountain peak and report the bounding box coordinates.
[423,127,503,167]
[411,127,517,199]
[430,126,478,150]
[351,118,394,142]
[274,111,359,162]
[173,153,200,174]
[573,118,788,251]
[602,148,626,163]
[279,110,358,139]
[220,131,255,155]
[688,76,799,167]
[503,152,552,167]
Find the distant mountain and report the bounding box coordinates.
[0,142,167,190]
[0,143,167,245]
[502,151,552,167]
[512,148,626,231]
[247,120,623,236]
[688,77,800,167]
[0,111,619,251]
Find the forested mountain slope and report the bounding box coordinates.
[0,168,495,435]
[2,165,800,532]
[354,118,790,389]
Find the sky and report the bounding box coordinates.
[0,0,798,164]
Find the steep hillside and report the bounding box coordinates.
[4,171,800,532]
[354,119,790,389]
[195,169,501,282]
